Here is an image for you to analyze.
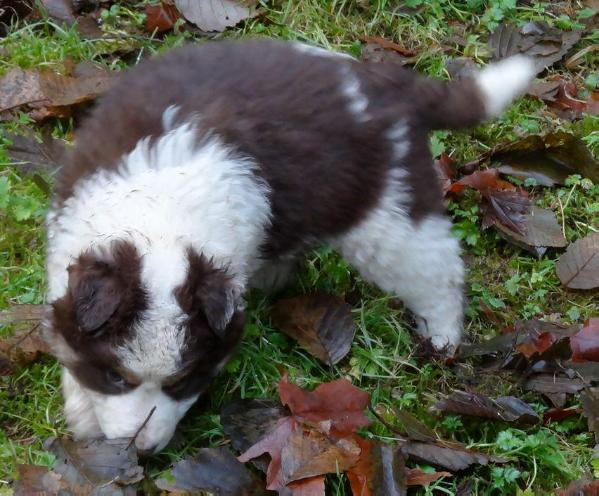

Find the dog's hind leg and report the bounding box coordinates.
[333,193,464,353]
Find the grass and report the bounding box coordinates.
[0,0,598,493]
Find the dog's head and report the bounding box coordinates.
[45,240,244,454]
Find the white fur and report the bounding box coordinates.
[333,168,464,351]
[47,117,272,451]
[386,119,410,160]
[340,67,370,121]
[292,42,354,60]
[476,55,536,118]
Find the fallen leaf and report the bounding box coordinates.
[570,319,599,362]
[400,441,507,472]
[493,206,567,256]
[174,0,256,32]
[556,478,599,495]
[433,153,455,195]
[393,410,437,443]
[41,0,103,38]
[488,22,581,74]
[448,168,515,195]
[0,64,116,120]
[155,447,267,495]
[15,437,144,495]
[543,407,581,425]
[491,132,599,186]
[358,36,415,57]
[406,467,451,487]
[523,374,585,394]
[145,1,181,33]
[530,76,591,119]
[0,304,49,324]
[271,293,356,366]
[515,326,558,358]
[556,233,599,289]
[281,429,360,483]
[278,375,370,436]
[482,189,532,235]
[581,388,599,442]
[433,391,539,425]
[347,440,407,496]
[360,40,414,65]
[0,324,50,375]
[4,132,64,174]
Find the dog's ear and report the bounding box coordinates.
[67,256,122,334]
[176,250,241,338]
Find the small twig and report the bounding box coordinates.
[556,194,567,240]
[126,406,157,450]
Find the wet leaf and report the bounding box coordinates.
[530,76,591,120]
[580,388,599,442]
[281,429,360,483]
[400,441,507,472]
[173,0,257,32]
[556,233,599,289]
[145,1,181,33]
[433,153,456,195]
[406,468,451,487]
[571,319,599,362]
[482,189,532,235]
[433,391,539,425]
[448,169,516,195]
[155,447,267,495]
[0,63,116,120]
[358,36,415,57]
[394,410,437,443]
[523,374,585,394]
[488,22,581,74]
[543,407,581,425]
[15,437,144,495]
[556,478,599,495]
[347,440,407,496]
[4,132,64,174]
[278,375,370,436]
[272,293,356,365]
[491,132,599,186]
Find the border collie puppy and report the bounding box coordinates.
[44,39,534,454]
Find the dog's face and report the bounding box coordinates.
[46,241,244,453]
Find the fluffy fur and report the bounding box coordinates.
[44,39,535,453]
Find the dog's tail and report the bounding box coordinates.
[418,55,536,130]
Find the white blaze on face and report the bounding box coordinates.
[88,384,197,453]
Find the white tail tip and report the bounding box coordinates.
[476,55,536,118]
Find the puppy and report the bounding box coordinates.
[44,39,534,453]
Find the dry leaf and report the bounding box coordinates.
[580,387,599,442]
[0,64,116,120]
[174,0,256,32]
[406,468,451,487]
[4,132,64,174]
[523,374,585,395]
[145,1,181,33]
[491,132,599,186]
[556,233,599,289]
[271,293,356,365]
[571,319,599,362]
[433,391,539,424]
[556,478,599,495]
[155,447,267,495]
[358,36,415,57]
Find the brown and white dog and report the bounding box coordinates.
[44,39,534,454]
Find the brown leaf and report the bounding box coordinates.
[515,327,558,357]
[0,64,116,119]
[433,391,539,425]
[358,36,415,57]
[238,417,296,490]
[15,437,144,495]
[278,375,370,437]
[41,0,103,38]
[400,441,507,472]
[482,189,532,235]
[571,319,599,362]
[488,22,581,74]
[145,1,181,33]
[272,293,356,365]
[155,447,267,495]
[543,407,581,425]
[4,132,64,174]
[406,468,451,487]
[281,429,360,483]
[360,41,414,65]
[0,324,50,375]
[347,440,407,496]
[556,233,599,289]
[523,374,585,394]
[448,169,515,195]
[491,132,599,186]
[173,0,256,32]
[394,410,437,443]
[556,478,599,495]
[433,153,455,195]
[580,387,599,442]
[0,304,50,324]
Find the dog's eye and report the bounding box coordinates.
[106,369,128,387]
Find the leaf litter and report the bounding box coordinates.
[271,293,356,366]
[556,233,599,290]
